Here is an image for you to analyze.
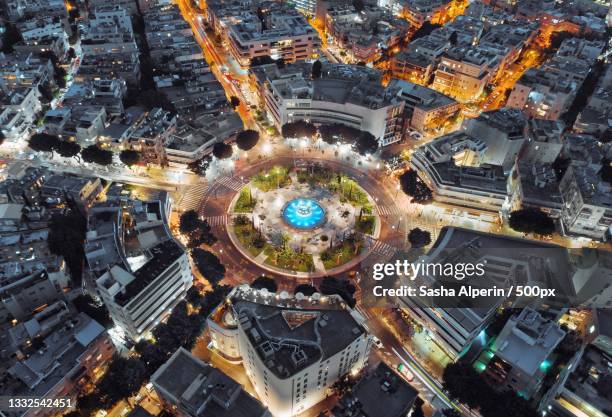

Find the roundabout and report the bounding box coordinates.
[226,162,380,276]
[196,154,406,283]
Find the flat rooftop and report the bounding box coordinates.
[230,287,365,379]
[151,347,268,417]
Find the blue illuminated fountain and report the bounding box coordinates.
[282,198,326,230]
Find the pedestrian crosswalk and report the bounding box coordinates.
[363,235,398,257]
[377,205,403,217]
[176,183,209,212]
[202,215,230,227]
[215,176,244,191]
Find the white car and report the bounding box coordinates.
[372,336,383,349]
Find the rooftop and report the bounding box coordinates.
[115,239,184,306]
[151,347,269,417]
[492,308,565,376]
[229,286,365,379]
[332,362,418,417]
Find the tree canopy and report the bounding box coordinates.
[48,211,86,285]
[29,133,61,153]
[251,276,278,292]
[318,123,379,155]
[319,276,356,307]
[180,210,200,234]
[119,149,140,167]
[282,120,318,139]
[212,142,233,159]
[81,145,114,165]
[230,96,241,108]
[180,210,217,247]
[56,140,81,159]
[311,60,323,79]
[294,284,318,296]
[399,170,433,202]
[408,228,431,248]
[191,248,225,285]
[236,129,260,151]
[508,208,555,235]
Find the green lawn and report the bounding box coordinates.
[264,246,314,272]
[320,236,362,269]
[234,188,256,213]
[355,215,376,235]
[252,166,291,192]
[233,217,268,256]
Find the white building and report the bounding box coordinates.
[399,227,574,359]
[558,135,612,241]
[487,308,565,399]
[95,239,192,340]
[251,62,404,146]
[227,7,320,66]
[207,286,372,417]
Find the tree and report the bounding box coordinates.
[67,47,76,60]
[236,129,260,151]
[48,211,86,285]
[311,60,323,79]
[412,397,425,417]
[251,276,278,292]
[230,96,241,108]
[81,145,113,165]
[354,131,378,155]
[449,31,458,46]
[72,294,112,328]
[601,158,612,185]
[180,210,217,247]
[319,276,356,307]
[212,142,233,159]
[282,120,318,139]
[191,248,225,285]
[96,355,147,407]
[408,228,431,248]
[294,284,318,296]
[508,208,555,235]
[38,83,54,102]
[188,155,212,176]
[29,133,61,154]
[56,140,81,160]
[352,0,365,11]
[250,55,276,67]
[119,149,140,167]
[180,210,200,234]
[442,361,487,410]
[399,170,433,202]
[1,22,22,53]
[411,22,442,41]
[0,131,5,146]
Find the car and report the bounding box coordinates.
[397,363,414,381]
[372,336,383,349]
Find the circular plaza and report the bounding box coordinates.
[227,163,380,276]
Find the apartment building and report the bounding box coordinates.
[390,79,459,134]
[432,47,501,102]
[152,348,271,417]
[226,5,320,67]
[207,286,372,417]
[95,240,192,340]
[486,308,565,399]
[251,61,405,146]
